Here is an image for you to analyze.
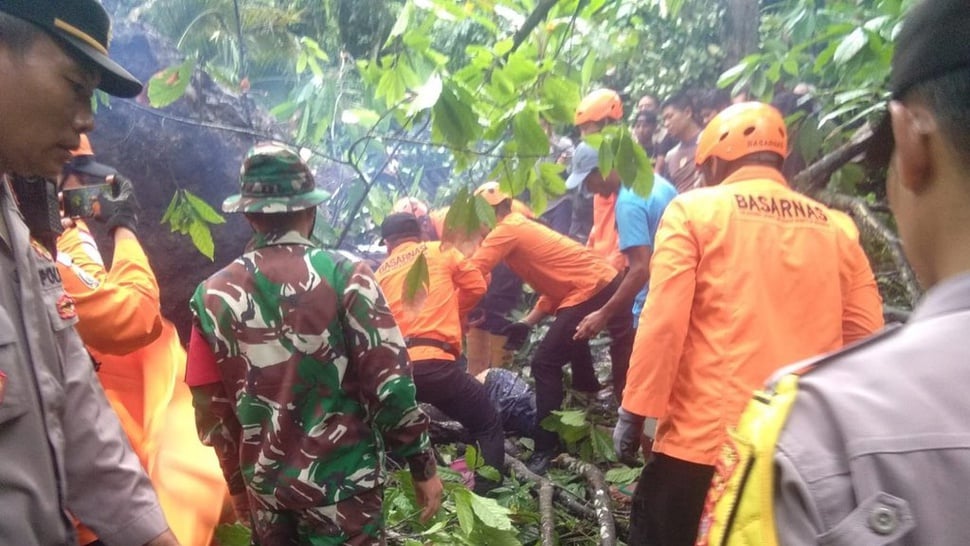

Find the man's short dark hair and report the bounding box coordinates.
[0,12,41,55]
[907,65,970,163]
[634,110,658,125]
[244,210,308,232]
[661,91,695,113]
[697,89,731,113]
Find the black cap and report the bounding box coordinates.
[381,213,422,242]
[867,0,970,166]
[0,0,143,97]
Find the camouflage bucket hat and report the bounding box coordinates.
[222,143,329,213]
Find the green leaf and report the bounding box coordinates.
[213,523,251,546]
[470,526,522,546]
[782,57,800,77]
[615,131,638,187]
[386,1,413,43]
[184,190,225,224]
[590,426,616,462]
[404,252,429,303]
[539,162,566,196]
[505,51,539,86]
[296,52,308,75]
[432,83,481,152]
[540,75,581,125]
[555,409,588,428]
[465,445,482,470]
[454,487,476,536]
[147,58,195,109]
[512,106,549,159]
[477,464,501,482]
[597,134,615,176]
[474,194,497,229]
[470,493,513,531]
[406,73,443,116]
[160,191,181,225]
[717,59,751,89]
[833,28,867,65]
[188,218,215,261]
[604,466,642,485]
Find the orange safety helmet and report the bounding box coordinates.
[474,181,511,206]
[695,101,788,166]
[72,134,95,157]
[575,88,623,126]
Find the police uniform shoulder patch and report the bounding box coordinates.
[57,294,77,320]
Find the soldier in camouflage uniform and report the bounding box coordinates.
[185,143,443,545]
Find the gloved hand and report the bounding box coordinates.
[613,408,646,466]
[96,174,139,234]
[500,321,532,351]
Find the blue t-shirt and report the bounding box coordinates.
[615,175,678,327]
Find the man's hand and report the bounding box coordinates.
[230,491,252,526]
[613,408,646,467]
[96,174,140,234]
[414,475,444,523]
[574,309,608,340]
[500,321,532,351]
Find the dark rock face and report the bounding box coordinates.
[91,20,282,342]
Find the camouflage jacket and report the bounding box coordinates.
[188,230,435,508]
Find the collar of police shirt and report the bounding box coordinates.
[0,177,12,251]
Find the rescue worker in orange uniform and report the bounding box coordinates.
[391,196,528,375]
[375,212,505,493]
[469,182,634,474]
[568,89,626,271]
[58,136,226,546]
[614,102,885,546]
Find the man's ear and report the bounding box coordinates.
[889,99,937,193]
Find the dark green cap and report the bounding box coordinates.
[222,143,329,214]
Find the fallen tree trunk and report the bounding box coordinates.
[539,480,556,546]
[505,455,599,520]
[556,454,617,546]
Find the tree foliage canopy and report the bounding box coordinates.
[134,0,914,289]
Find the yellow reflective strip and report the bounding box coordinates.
[53,19,108,55]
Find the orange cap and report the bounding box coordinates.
[575,89,623,125]
[474,181,511,206]
[392,197,430,218]
[72,135,94,157]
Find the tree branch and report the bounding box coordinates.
[791,128,871,195]
[509,0,564,57]
[555,454,617,546]
[539,480,556,546]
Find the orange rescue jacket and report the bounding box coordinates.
[57,221,225,545]
[622,166,884,466]
[586,193,627,271]
[375,240,487,362]
[469,212,618,315]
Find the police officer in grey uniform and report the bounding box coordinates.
[0,1,177,545]
[772,0,970,543]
